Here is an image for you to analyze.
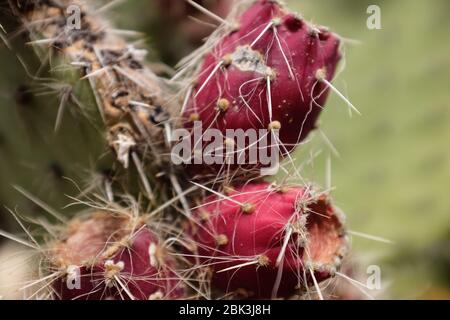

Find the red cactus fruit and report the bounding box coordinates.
[50,211,184,300]
[188,182,347,298]
[182,0,341,160]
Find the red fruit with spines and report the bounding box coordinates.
[187,182,347,298]
[51,211,185,300]
[155,0,232,45]
[183,0,341,157]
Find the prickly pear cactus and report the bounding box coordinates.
[186,182,347,299]
[0,0,365,300]
[181,1,341,151]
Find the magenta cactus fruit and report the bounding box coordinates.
[183,0,341,157]
[188,182,347,298]
[50,211,184,300]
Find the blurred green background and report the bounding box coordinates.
[287,0,450,299]
[1,0,449,299]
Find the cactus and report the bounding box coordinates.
[0,0,360,300]
[186,182,347,298]
[179,0,342,174]
[51,211,185,300]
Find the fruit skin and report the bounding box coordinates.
[188,182,347,298]
[183,0,341,155]
[52,213,184,300]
